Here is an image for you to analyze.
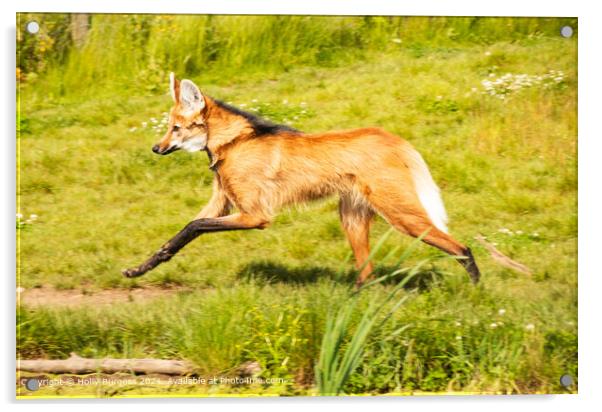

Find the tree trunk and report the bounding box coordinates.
[70,14,90,48]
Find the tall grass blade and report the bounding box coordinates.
[315,234,428,395]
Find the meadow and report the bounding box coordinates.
[17,15,577,396]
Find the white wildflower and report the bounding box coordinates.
[129,127,137,132]
[392,38,402,44]
[141,122,148,128]
[485,51,491,56]
[498,309,506,316]
[525,323,535,331]
[29,214,38,221]
[16,213,23,219]
[490,322,498,329]
[456,335,462,340]
[478,70,566,98]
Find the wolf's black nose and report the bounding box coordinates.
[152,144,160,154]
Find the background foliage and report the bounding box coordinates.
[18,14,575,97]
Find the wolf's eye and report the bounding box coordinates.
[172,125,180,132]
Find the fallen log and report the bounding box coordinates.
[17,353,195,375]
[475,234,532,276]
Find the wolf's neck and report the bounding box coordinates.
[203,97,301,168]
[204,97,255,161]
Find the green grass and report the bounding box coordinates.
[316,246,423,396]
[17,17,577,396]
[18,15,576,101]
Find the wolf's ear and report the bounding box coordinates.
[179,79,206,114]
[169,72,180,103]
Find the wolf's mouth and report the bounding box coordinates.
[152,144,180,155]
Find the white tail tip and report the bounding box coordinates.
[408,150,449,233]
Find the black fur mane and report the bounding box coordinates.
[213,99,301,137]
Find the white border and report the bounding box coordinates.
[2,1,601,411]
[10,0,581,17]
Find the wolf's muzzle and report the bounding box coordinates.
[152,144,178,155]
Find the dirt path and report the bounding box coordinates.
[17,286,192,308]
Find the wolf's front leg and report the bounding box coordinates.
[122,214,268,278]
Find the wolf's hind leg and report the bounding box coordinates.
[367,189,481,284]
[122,213,268,278]
[339,193,375,287]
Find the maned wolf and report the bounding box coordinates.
[122,73,480,286]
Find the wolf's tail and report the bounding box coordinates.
[407,148,449,233]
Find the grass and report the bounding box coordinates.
[17,16,577,396]
[18,15,576,101]
[316,243,424,396]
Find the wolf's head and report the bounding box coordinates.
[152,73,208,155]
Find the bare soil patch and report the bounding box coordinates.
[18,286,191,308]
